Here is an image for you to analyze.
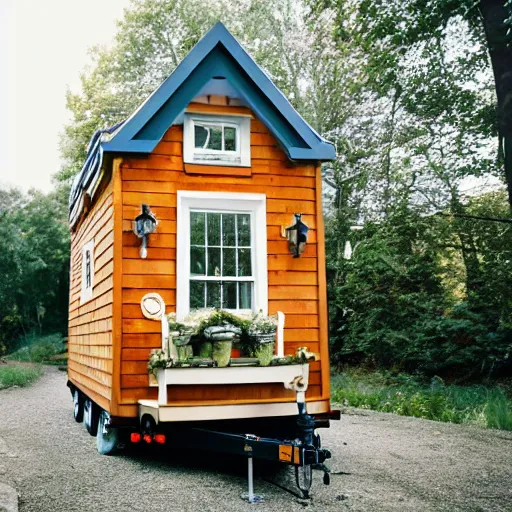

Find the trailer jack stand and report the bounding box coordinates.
[241,456,264,503]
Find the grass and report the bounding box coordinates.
[6,333,66,364]
[0,364,43,389]
[331,368,512,431]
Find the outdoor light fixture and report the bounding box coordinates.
[133,204,157,259]
[285,213,309,258]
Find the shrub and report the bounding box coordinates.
[0,364,43,389]
[7,333,65,363]
[331,369,512,431]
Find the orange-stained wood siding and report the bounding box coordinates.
[117,112,329,410]
[68,182,115,412]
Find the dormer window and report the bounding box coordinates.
[183,114,250,167]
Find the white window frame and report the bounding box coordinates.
[80,239,95,305]
[176,191,268,321]
[183,113,251,167]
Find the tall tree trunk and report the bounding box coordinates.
[450,196,482,300]
[479,0,512,208]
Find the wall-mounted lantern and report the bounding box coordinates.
[133,204,157,259]
[285,213,309,258]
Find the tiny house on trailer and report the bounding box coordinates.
[67,22,337,498]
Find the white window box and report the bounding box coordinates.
[153,364,310,406]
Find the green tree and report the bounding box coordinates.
[314,0,512,205]
[0,187,69,353]
[57,0,356,184]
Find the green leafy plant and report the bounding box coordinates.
[331,369,512,431]
[247,312,278,335]
[147,349,172,375]
[0,364,43,389]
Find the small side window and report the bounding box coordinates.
[184,114,250,167]
[81,240,95,304]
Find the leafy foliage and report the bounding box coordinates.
[331,369,512,431]
[52,0,511,382]
[0,364,44,390]
[0,188,69,354]
[328,193,512,377]
[6,333,66,363]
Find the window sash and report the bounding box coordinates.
[193,121,239,155]
[176,191,268,321]
[189,280,254,311]
[85,251,91,289]
[189,210,254,311]
[183,115,251,167]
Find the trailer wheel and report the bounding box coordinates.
[84,399,99,436]
[295,463,313,499]
[73,389,84,423]
[96,410,119,455]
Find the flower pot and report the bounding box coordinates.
[173,334,193,347]
[249,333,275,344]
[212,340,233,367]
[230,347,241,359]
[248,334,276,366]
[198,341,213,358]
[252,342,275,366]
[176,345,193,362]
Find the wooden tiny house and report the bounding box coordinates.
[67,23,336,447]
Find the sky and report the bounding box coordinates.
[1,0,131,192]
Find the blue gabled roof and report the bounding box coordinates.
[101,22,335,161]
[70,22,336,224]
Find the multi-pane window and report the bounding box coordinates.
[194,122,238,154]
[183,114,251,167]
[189,211,253,311]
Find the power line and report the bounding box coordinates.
[436,212,512,224]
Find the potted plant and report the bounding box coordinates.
[195,310,250,367]
[168,313,196,361]
[147,349,171,376]
[246,312,278,366]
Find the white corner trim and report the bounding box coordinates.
[176,191,268,321]
[80,239,95,305]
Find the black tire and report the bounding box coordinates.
[73,389,84,423]
[84,398,99,436]
[295,463,313,499]
[96,410,119,455]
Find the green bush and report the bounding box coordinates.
[0,364,43,389]
[331,369,512,431]
[327,201,512,378]
[7,333,65,363]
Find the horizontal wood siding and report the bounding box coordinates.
[68,182,114,411]
[118,111,328,409]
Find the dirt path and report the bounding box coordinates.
[0,367,511,511]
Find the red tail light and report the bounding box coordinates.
[130,432,141,443]
[143,434,152,444]
[154,434,166,444]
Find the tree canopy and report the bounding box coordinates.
[4,0,509,379]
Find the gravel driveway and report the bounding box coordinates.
[0,366,511,512]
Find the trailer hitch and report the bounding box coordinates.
[294,393,332,498]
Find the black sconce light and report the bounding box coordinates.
[285,213,309,258]
[133,204,157,259]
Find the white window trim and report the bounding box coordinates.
[183,113,251,167]
[176,191,268,321]
[80,239,95,305]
